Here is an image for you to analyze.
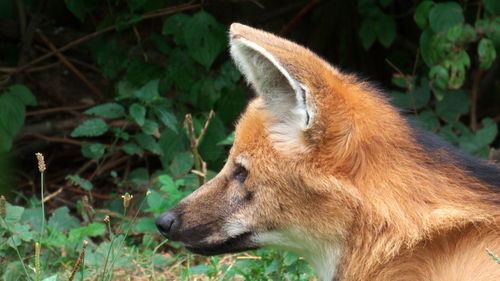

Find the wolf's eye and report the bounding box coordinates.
[233,165,248,183]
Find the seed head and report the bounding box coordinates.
[103,215,110,223]
[35,152,46,173]
[121,193,133,208]
[0,195,6,218]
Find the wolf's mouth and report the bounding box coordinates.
[185,232,257,256]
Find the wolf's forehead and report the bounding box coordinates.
[232,102,271,147]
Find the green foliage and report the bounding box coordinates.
[375,0,500,157]
[358,0,397,49]
[70,118,109,137]
[1,0,498,280]
[0,85,36,151]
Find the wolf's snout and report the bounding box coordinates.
[156,212,178,238]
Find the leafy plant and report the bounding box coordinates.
[360,0,499,158]
[0,85,36,151]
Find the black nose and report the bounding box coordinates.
[156,212,177,238]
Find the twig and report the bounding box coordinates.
[89,154,130,181]
[0,3,202,74]
[27,104,92,116]
[29,133,83,146]
[470,69,483,132]
[132,25,148,62]
[184,111,214,185]
[385,58,404,76]
[43,187,63,203]
[63,185,112,200]
[280,0,322,36]
[68,240,88,281]
[36,30,104,100]
[25,61,60,73]
[197,110,215,144]
[34,43,101,73]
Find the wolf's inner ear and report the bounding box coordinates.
[230,35,316,130]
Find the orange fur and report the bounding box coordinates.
[157,24,500,281]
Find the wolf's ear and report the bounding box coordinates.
[229,24,316,142]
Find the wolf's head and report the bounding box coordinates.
[155,23,409,278]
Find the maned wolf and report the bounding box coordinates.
[156,23,500,281]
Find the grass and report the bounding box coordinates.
[0,153,317,281]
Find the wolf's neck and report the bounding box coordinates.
[256,228,343,281]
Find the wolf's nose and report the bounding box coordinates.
[156,212,176,238]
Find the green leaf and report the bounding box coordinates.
[170,152,194,178]
[8,223,35,247]
[64,0,92,22]
[217,131,235,146]
[150,33,172,55]
[219,61,241,83]
[68,222,105,242]
[435,90,469,122]
[126,61,163,87]
[459,118,498,155]
[134,217,158,233]
[129,167,149,185]
[198,115,226,162]
[429,65,449,90]
[162,13,191,45]
[3,203,24,226]
[71,118,109,137]
[84,103,125,118]
[283,252,300,266]
[158,174,174,185]
[154,107,177,132]
[359,19,376,50]
[21,207,44,233]
[184,11,226,68]
[142,119,159,135]
[417,111,439,132]
[429,2,464,33]
[375,14,396,48]
[189,264,211,275]
[415,1,434,29]
[45,227,68,247]
[146,191,163,210]
[165,48,199,92]
[81,142,105,159]
[48,207,80,232]
[115,13,142,31]
[9,85,36,106]
[134,79,160,102]
[475,118,498,148]
[409,78,431,109]
[159,128,189,167]
[122,142,142,155]
[478,38,496,69]
[90,38,128,79]
[129,103,146,126]
[439,124,459,144]
[0,88,27,151]
[215,86,247,125]
[41,275,58,281]
[419,28,435,67]
[66,174,93,191]
[135,133,162,154]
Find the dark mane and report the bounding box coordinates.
[411,125,500,203]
